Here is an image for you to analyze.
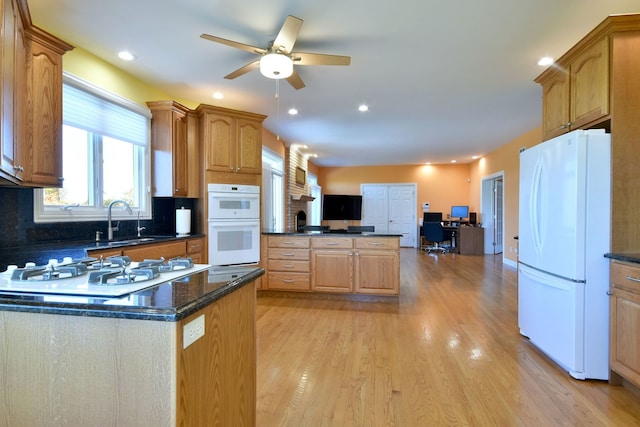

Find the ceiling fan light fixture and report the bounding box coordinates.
[260,53,293,79]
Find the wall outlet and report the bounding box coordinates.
[183,314,205,349]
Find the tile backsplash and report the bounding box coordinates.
[0,187,197,248]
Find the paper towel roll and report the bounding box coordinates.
[176,208,191,236]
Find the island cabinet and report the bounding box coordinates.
[196,104,266,176]
[536,37,609,140]
[147,100,196,197]
[609,260,640,388]
[0,274,257,426]
[311,237,355,293]
[262,234,400,296]
[266,235,310,291]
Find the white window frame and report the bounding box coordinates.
[33,73,152,223]
[262,147,285,232]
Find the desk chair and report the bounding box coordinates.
[347,225,375,233]
[423,222,451,253]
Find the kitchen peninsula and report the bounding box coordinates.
[0,265,262,426]
[263,232,400,295]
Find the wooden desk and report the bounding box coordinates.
[421,225,484,255]
[458,226,484,255]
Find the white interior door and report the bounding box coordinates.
[362,183,416,247]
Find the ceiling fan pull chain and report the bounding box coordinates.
[275,79,281,141]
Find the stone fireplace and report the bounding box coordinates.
[285,144,314,232]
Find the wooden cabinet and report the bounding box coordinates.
[0,276,256,426]
[147,100,194,197]
[0,0,71,186]
[311,237,354,293]
[536,37,609,140]
[197,104,265,175]
[266,236,310,291]
[609,260,640,388]
[458,226,485,255]
[1,0,25,181]
[535,14,640,253]
[353,237,400,295]
[88,238,205,262]
[264,235,400,295]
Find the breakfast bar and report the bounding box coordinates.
[0,265,262,426]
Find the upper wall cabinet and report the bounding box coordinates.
[536,37,609,140]
[196,104,266,176]
[147,100,198,197]
[0,0,72,186]
[535,13,640,253]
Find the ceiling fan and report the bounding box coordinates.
[200,15,351,90]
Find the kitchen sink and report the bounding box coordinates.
[108,237,156,246]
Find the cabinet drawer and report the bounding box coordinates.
[124,241,186,261]
[267,272,310,291]
[268,248,309,261]
[354,237,399,250]
[311,237,353,249]
[186,238,203,254]
[611,261,640,293]
[268,236,310,248]
[268,260,310,272]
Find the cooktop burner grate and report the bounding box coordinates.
[11,263,89,281]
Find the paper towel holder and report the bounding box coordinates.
[176,207,191,236]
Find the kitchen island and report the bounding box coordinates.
[263,232,401,295]
[0,265,262,426]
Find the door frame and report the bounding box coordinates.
[481,171,505,259]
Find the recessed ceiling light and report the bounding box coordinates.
[358,104,369,112]
[118,51,135,61]
[472,155,479,160]
[212,91,224,100]
[288,108,298,115]
[451,160,457,163]
[537,56,554,66]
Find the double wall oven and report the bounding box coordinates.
[207,184,260,266]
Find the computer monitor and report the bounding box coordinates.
[451,205,469,221]
[423,212,442,222]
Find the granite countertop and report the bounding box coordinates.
[0,234,206,271]
[604,253,640,264]
[0,266,263,322]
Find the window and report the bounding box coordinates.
[262,148,284,232]
[34,74,151,223]
[308,173,322,225]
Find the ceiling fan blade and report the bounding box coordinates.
[200,33,267,55]
[224,60,260,80]
[286,69,306,90]
[291,52,351,66]
[273,15,303,54]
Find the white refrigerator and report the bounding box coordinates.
[518,129,611,380]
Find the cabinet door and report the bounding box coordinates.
[311,249,353,293]
[172,111,188,196]
[124,241,187,261]
[203,113,234,172]
[610,287,640,387]
[354,249,399,295]
[570,38,609,130]
[236,118,261,174]
[26,39,64,186]
[1,0,19,179]
[540,68,570,140]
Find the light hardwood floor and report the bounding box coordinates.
[256,249,640,426]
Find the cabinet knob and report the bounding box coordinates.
[14,165,24,172]
[236,167,240,172]
[606,290,613,296]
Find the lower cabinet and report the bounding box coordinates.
[87,237,205,262]
[609,260,640,388]
[265,235,400,296]
[266,236,310,291]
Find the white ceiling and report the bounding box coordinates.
[27,0,640,167]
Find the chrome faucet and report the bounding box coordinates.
[136,211,146,238]
[107,199,133,240]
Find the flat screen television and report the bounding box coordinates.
[451,205,469,220]
[322,194,363,221]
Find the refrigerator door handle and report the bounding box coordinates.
[530,157,543,256]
